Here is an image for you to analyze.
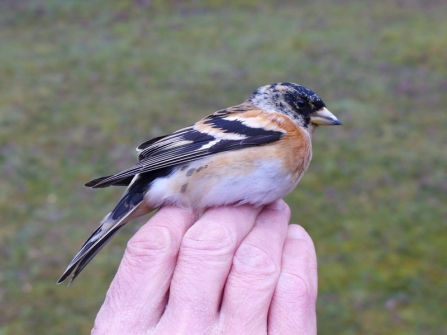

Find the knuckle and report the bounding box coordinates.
[277,272,316,303]
[181,222,237,256]
[233,243,278,278]
[125,225,178,264]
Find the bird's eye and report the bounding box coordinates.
[296,99,306,108]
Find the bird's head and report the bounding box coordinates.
[249,82,342,129]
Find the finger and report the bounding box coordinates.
[219,199,290,334]
[92,206,196,334]
[159,204,263,332]
[268,225,318,335]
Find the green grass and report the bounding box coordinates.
[1,1,446,334]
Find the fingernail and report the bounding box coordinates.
[288,224,309,240]
[265,199,287,211]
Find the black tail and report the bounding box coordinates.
[59,169,174,284]
[57,205,142,285]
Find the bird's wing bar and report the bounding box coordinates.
[86,114,285,188]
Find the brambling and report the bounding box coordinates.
[58,82,341,284]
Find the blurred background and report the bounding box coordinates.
[1,0,446,334]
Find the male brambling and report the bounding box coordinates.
[58,82,341,284]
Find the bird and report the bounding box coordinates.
[58,82,341,284]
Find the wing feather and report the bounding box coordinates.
[86,109,285,188]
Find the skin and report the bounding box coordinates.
[92,199,318,335]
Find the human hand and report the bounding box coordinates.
[92,199,318,335]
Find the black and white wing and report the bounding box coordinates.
[85,109,285,189]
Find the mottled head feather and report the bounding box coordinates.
[248,82,326,128]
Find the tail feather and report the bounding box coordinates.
[59,170,172,284]
[57,205,141,285]
[59,224,126,285]
[57,182,152,284]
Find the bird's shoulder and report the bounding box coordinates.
[195,100,303,136]
[136,100,307,160]
[85,101,308,189]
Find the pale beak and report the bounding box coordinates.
[310,107,342,126]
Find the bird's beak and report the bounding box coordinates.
[310,107,342,126]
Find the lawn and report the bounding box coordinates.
[1,1,446,334]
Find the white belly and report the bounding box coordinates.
[145,151,306,209]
